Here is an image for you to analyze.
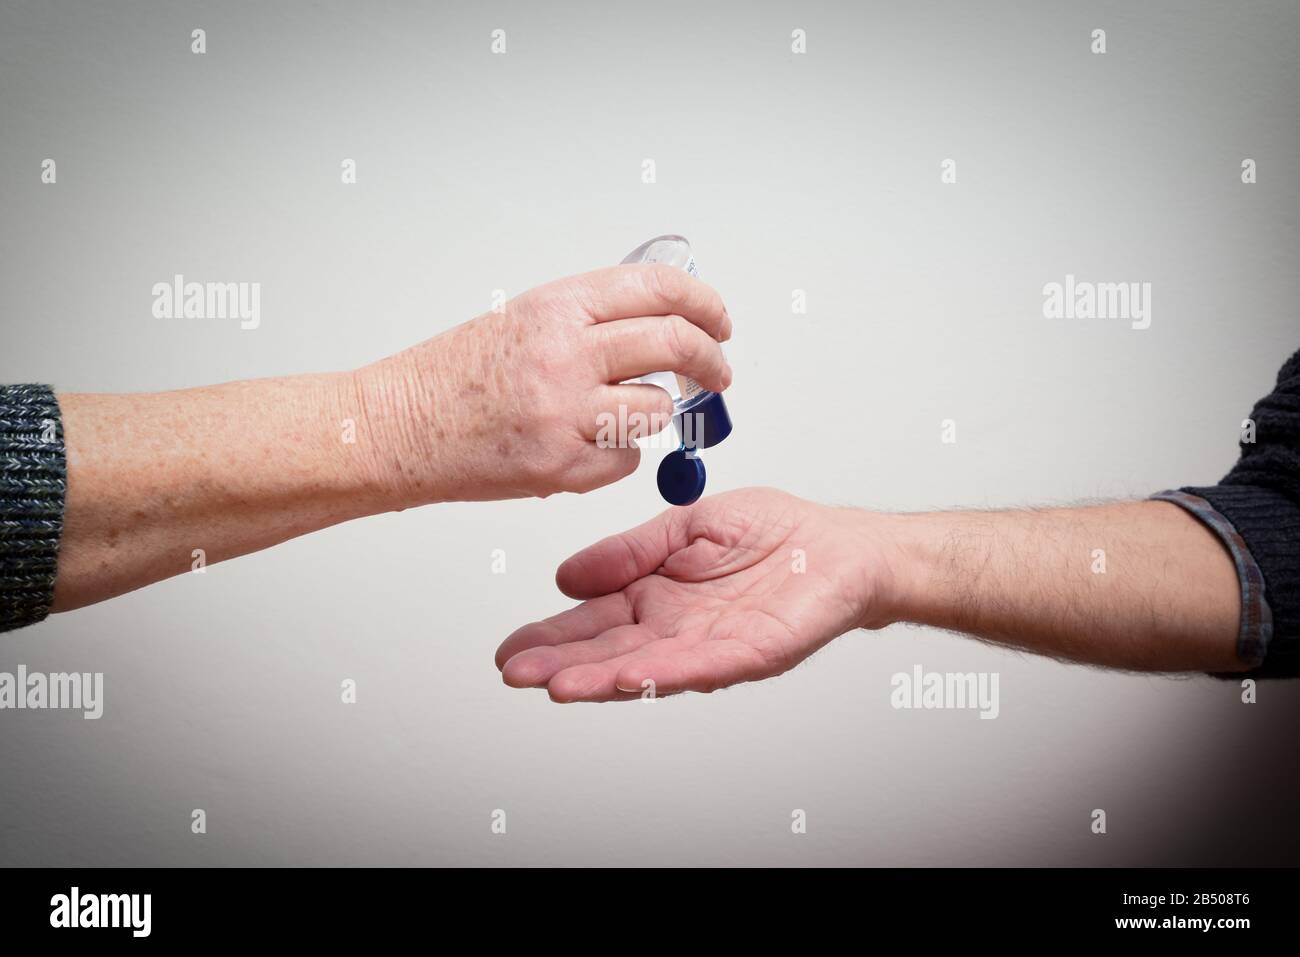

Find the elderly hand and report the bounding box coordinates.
[355,264,733,505]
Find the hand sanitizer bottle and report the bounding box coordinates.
[620,235,733,505]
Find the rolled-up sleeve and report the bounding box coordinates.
[0,384,67,632]
[1151,489,1273,671]
[1154,349,1300,678]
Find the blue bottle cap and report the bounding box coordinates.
[677,391,733,451]
[657,449,706,506]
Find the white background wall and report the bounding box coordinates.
[1,0,1297,865]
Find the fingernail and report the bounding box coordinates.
[722,312,734,341]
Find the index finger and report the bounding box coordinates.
[574,264,731,341]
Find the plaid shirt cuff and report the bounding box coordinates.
[1151,489,1272,669]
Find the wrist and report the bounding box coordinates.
[845,509,955,632]
[347,348,454,511]
[837,508,913,631]
[292,370,401,519]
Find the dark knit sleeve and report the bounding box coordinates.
[1164,349,1300,678]
[0,385,67,632]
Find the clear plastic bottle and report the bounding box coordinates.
[619,235,733,505]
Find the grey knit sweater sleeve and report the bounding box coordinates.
[0,384,67,632]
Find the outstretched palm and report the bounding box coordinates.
[496,488,891,701]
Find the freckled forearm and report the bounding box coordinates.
[51,372,392,611]
[873,501,1244,673]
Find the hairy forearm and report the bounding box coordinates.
[872,500,1244,673]
[51,372,391,611]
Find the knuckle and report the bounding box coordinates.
[585,324,615,379]
[534,324,584,378]
[707,286,725,319]
[664,315,699,365]
[645,263,686,307]
[552,274,599,319]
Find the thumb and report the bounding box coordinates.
[556,505,692,599]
